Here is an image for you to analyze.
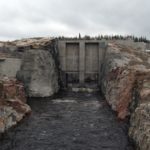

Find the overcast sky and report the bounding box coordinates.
[0,0,149,40]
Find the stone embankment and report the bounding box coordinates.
[101,41,150,150]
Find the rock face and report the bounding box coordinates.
[0,77,31,133]
[101,42,150,119]
[0,37,60,97]
[101,41,150,150]
[0,37,59,134]
[0,37,53,52]
[0,38,56,78]
[129,103,150,150]
[17,49,59,97]
[129,76,150,150]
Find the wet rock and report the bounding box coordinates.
[0,77,31,133]
[17,49,59,97]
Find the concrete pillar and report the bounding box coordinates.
[58,41,67,87]
[63,42,67,71]
[98,41,107,85]
[79,41,85,84]
[58,41,66,71]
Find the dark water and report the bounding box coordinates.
[0,91,134,150]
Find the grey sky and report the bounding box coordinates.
[0,0,149,40]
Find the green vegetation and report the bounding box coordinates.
[58,34,150,43]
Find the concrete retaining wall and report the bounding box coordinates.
[0,58,22,77]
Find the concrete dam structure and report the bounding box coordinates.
[58,40,107,88]
[0,37,150,150]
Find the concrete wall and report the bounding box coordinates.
[0,58,22,77]
[85,43,99,73]
[66,43,79,72]
[58,40,107,87]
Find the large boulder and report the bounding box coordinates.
[17,49,59,97]
[0,77,31,134]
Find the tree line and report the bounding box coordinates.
[58,34,150,43]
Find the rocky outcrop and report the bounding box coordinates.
[129,103,150,150]
[101,42,150,150]
[0,38,57,78]
[0,37,59,134]
[129,76,150,150]
[101,42,150,119]
[114,40,146,51]
[14,37,53,50]
[0,77,31,134]
[17,49,59,97]
[0,38,59,97]
[0,37,53,51]
[0,38,57,61]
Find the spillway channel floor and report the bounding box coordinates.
[0,91,134,150]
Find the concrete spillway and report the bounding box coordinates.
[58,40,107,87]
